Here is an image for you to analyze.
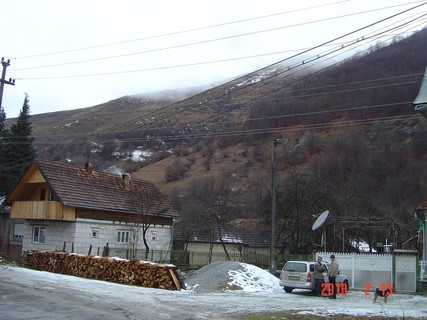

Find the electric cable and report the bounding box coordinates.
[11,1,426,73]
[11,0,350,60]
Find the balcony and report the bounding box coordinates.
[10,201,76,221]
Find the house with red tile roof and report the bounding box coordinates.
[2,160,180,258]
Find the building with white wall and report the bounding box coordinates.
[2,160,179,257]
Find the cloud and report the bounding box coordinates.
[1,0,424,117]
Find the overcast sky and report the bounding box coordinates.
[1,0,426,117]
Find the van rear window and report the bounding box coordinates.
[284,263,307,272]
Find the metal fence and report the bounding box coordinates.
[106,247,313,270]
[420,260,427,280]
[317,251,418,293]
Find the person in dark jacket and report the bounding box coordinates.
[314,256,326,296]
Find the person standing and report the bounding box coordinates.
[314,256,326,296]
[327,254,339,299]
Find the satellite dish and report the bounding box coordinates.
[312,210,329,231]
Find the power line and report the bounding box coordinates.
[20,113,420,146]
[11,1,350,60]
[113,13,426,136]
[11,72,420,125]
[10,13,424,146]
[12,99,419,143]
[11,1,427,74]
[6,4,426,148]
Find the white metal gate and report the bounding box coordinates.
[316,252,417,293]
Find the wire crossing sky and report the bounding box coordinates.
[2,0,426,117]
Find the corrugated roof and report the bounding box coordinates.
[34,160,179,218]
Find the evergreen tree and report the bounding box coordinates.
[0,106,6,133]
[0,105,10,198]
[0,95,36,197]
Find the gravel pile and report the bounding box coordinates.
[184,261,245,293]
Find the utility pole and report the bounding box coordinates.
[270,138,280,274]
[0,57,16,109]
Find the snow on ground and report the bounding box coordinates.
[1,262,427,319]
[185,261,282,293]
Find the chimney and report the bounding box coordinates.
[85,162,93,174]
[122,174,130,189]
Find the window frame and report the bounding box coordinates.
[151,231,158,241]
[33,226,46,244]
[91,228,99,239]
[117,230,130,243]
[13,223,25,240]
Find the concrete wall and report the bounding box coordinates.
[23,220,77,253]
[22,218,172,256]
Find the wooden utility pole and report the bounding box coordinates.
[270,139,280,274]
[0,57,16,109]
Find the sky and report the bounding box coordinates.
[2,263,427,319]
[1,0,426,118]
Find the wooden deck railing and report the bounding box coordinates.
[10,201,75,221]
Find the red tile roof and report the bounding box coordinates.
[35,160,179,218]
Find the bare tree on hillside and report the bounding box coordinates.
[187,173,236,261]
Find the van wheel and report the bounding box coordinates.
[284,287,293,293]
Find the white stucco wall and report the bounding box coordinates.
[22,218,172,255]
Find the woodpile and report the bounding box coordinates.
[23,250,182,290]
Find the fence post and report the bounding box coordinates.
[351,253,355,288]
[392,254,396,291]
[416,255,420,293]
[102,245,109,257]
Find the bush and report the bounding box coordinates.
[165,159,188,181]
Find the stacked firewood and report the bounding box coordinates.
[23,250,182,290]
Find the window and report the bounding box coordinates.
[13,223,25,240]
[33,226,46,244]
[49,190,58,201]
[92,228,99,239]
[117,230,130,243]
[151,231,158,241]
[40,189,46,201]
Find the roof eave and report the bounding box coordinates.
[65,202,178,219]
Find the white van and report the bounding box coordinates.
[279,261,349,295]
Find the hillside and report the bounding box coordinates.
[14,28,427,254]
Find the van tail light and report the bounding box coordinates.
[307,272,312,282]
[279,272,283,280]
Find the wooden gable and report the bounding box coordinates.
[8,164,76,221]
[8,164,49,201]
